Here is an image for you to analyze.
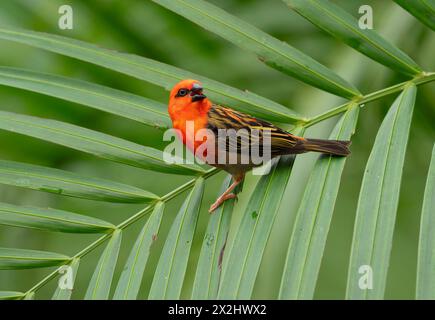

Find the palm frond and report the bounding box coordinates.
[149,178,204,299]
[346,85,416,299]
[0,291,24,300]
[52,258,80,300]
[152,0,360,99]
[416,144,435,299]
[0,160,158,203]
[394,0,435,31]
[85,229,122,300]
[279,105,359,299]
[0,28,302,124]
[0,0,434,301]
[0,66,171,129]
[0,248,70,270]
[0,202,114,233]
[218,128,301,299]
[284,0,422,76]
[114,202,164,300]
[192,175,237,299]
[0,110,203,175]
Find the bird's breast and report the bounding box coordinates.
[172,115,210,151]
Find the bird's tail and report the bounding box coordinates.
[299,138,351,156]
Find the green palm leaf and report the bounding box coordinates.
[394,0,435,31]
[149,178,204,299]
[0,160,159,203]
[52,258,80,300]
[279,106,359,299]
[0,0,433,301]
[192,175,238,299]
[346,85,416,299]
[0,66,171,129]
[114,202,165,300]
[0,28,302,123]
[0,248,70,270]
[85,229,122,300]
[0,291,24,300]
[23,292,35,300]
[284,0,422,76]
[152,0,360,99]
[218,148,300,299]
[0,202,114,233]
[416,144,435,299]
[0,110,203,176]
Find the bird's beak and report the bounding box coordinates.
[192,94,206,102]
[191,83,206,102]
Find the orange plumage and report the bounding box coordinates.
[169,79,211,153]
[168,79,351,212]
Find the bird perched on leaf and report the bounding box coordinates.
[168,79,351,212]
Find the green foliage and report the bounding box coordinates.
[85,229,122,300]
[192,175,237,299]
[218,130,301,299]
[0,0,433,300]
[0,110,202,175]
[394,0,435,30]
[149,179,204,299]
[0,66,171,129]
[0,201,114,233]
[416,145,435,299]
[0,291,25,300]
[0,27,301,123]
[152,0,360,99]
[0,160,158,203]
[284,0,421,76]
[52,258,80,300]
[279,105,359,299]
[114,202,164,299]
[0,248,70,270]
[346,85,416,299]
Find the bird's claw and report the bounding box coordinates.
[208,193,238,213]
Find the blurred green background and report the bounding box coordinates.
[0,0,433,299]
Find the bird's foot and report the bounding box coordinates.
[208,193,237,213]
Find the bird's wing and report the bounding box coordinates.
[206,104,299,154]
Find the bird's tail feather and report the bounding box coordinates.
[300,138,351,156]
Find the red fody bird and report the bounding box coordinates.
[168,79,351,212]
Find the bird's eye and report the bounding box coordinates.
[176,88,189,97]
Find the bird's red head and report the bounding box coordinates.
[168,79,212,149]
[168,79,211,123]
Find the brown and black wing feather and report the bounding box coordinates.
[207,104,300,156]
[207,105,351,157]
